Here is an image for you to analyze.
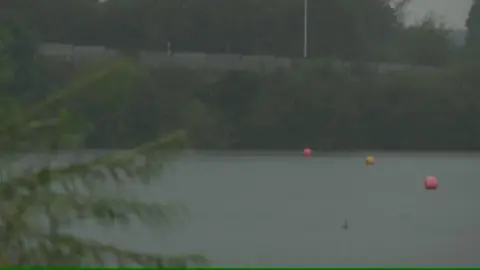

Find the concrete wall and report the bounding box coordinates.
[38,43,442,73]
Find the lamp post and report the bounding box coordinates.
[303,0,308,58]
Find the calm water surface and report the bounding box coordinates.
[71,152,480,267]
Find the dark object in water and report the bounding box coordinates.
[341,220,348,230]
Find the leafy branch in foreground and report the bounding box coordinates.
[0,59,209,268]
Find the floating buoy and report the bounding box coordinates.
[365,155,375,166]
[303,147,312,157]
[425,176,438,190]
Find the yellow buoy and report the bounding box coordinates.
[365,155,375,166]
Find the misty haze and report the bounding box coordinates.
[1,0,480,268]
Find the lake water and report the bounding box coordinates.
[68,152,480,267]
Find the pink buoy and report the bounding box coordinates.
[303,147,312,157]
[424,176,438,190]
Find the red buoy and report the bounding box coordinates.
[303,147,312,157]
[424,176,438,190]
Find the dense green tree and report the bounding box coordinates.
[386,15,456,66]
[7,0,101,45]
[463,0,480,70]
[307,0,398,60]
[466,0,480,48]
[0,11,37,100]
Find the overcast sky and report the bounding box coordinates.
[405,0,472,29]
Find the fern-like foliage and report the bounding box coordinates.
[0,59,209,268]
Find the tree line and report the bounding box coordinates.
[2,0,480,150]
[1,0,460,65]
